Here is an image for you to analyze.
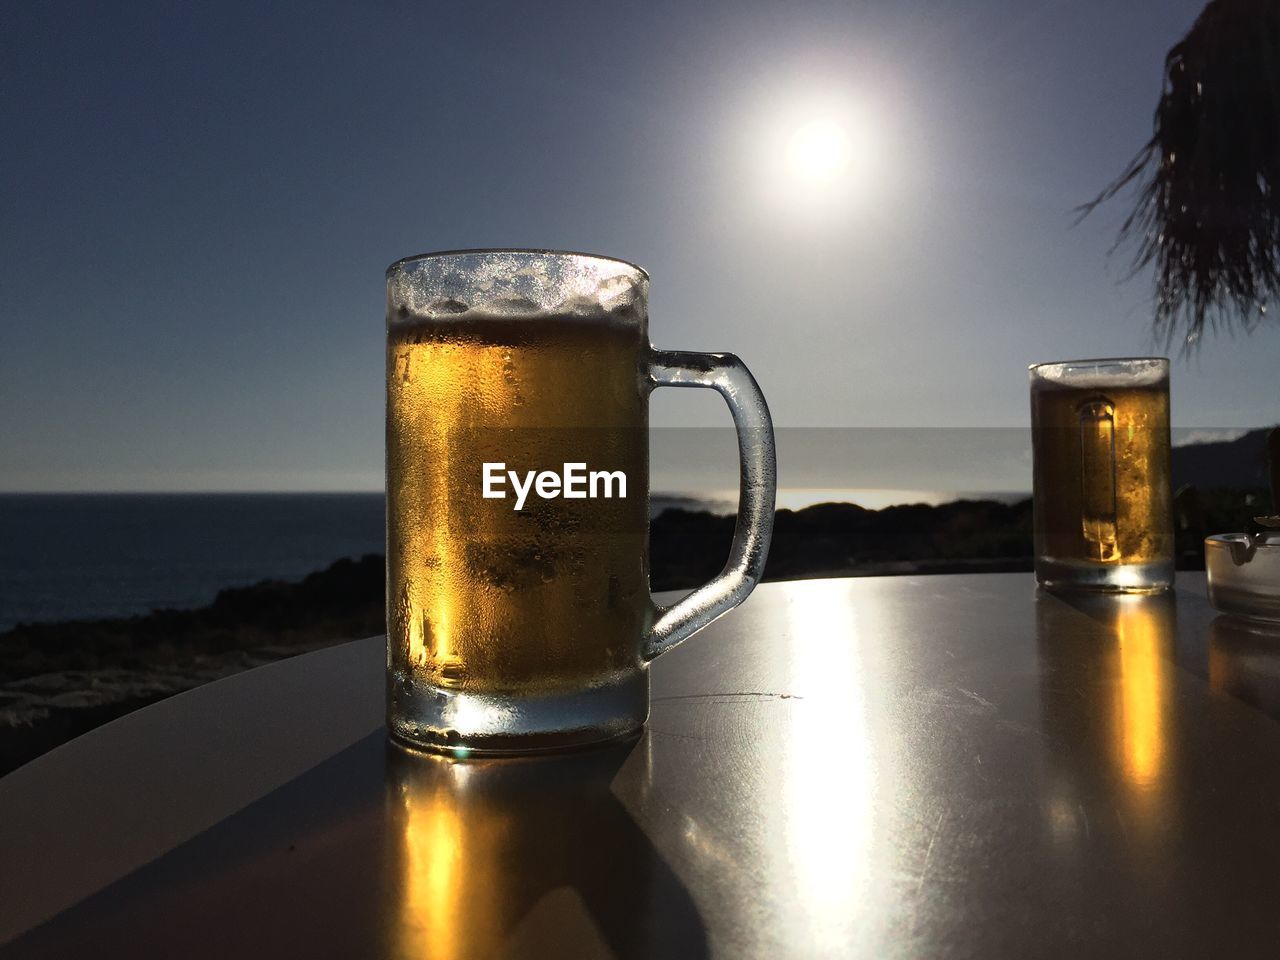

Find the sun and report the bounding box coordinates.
[745,92,888,220]
[785,118,852,183]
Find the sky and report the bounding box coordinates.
[2,0,1277,493]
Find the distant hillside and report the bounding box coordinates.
[1172,427,1277,489]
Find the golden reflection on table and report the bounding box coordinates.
[1037,592,1177,849]
[385,736,706,960]
[393,760,504,960]
[1112,596,1174,792]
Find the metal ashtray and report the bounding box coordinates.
[1206,525,1280,622]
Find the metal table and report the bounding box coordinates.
[3,573,1280,958]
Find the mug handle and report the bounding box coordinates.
[643,350,777,661]
[1078,397,1119,562]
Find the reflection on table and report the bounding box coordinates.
[1036,592,1179,857]
[388,739,706,960]
[9,574,1280,959]
[1209,614,1280,716]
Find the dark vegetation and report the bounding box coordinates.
[0,556,385,684]
[651,498,1036,590]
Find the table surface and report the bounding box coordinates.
[4,572,1280,958]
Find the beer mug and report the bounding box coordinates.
[385,250,776,754]
[1029,357,1173,594]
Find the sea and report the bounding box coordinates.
[0,490,1027,632]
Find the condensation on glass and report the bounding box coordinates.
[385,249,776,755]
[1029,357,1173,594]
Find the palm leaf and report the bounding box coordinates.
[1080,0,1280,349]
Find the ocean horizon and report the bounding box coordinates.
[0,489,1029,631]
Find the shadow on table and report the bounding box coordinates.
[0,731,708,960]
[1208,614,1280,718]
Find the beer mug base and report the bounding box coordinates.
[386,669,649,757]
[1035,556,1174,595]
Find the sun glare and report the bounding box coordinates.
[786,118,852,183]
[757,97,884,219]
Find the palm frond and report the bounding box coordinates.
[1079,0,1280,349]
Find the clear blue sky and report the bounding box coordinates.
[2,0,1276,492]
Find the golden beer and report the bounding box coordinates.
[1030,359,1173,592]
[387,312,650,697]
[385,249,775,754]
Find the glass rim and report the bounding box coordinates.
[1028,356,1169,373]
[385,248,650,281]
[1207,532,1280,546]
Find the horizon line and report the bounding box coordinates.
[0,486,1035,496]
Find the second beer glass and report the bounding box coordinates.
[1030,357,1173,594]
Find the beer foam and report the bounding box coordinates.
[1030,358,1167,389]
[390,261,645,328]
[391,295,643,331]
[387,250,651,336]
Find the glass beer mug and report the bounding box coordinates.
[1029,357,1173,594]
[385,250,776,754]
